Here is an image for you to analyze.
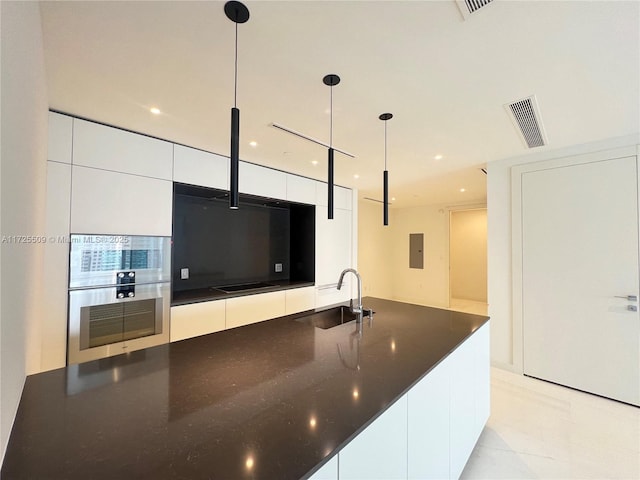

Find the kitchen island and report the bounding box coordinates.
[1,297,489,479]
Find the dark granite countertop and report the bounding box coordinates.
[1,297,488,480]
[171,280,315,306]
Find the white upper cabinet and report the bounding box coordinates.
[315,207,352,286]
[316,182,352,210]
[173,145,229,190]
[239,162,287,200]
[73,119,173,180]
[70,166,172,236]
[286,174,316,205]
[48,112,72,164]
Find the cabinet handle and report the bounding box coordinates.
[615,295,638,302]
[317,283,339,291]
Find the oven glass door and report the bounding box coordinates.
[69,283,169,365]
[82,298,158,349]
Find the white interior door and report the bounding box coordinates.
[522,155,640,406]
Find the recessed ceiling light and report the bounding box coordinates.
[353,174,359,179]
[391,197,396,201]
[150,107,161,115]
[249,141,257,147]
[311,160,318,166]
[434,154,443,160]
[460,188,466,192]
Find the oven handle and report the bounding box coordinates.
[69,280,170,292]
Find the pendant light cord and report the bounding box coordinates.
[329,86,333,147]
[234,21,238,108]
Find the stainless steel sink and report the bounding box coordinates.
[296,305,373,329]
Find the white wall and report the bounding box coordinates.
[450,209,487,302]
[487,134,640,370]
[357,200,393,299]
[0,0,48,462]
[390,205,451,308]
[359,199,487,309]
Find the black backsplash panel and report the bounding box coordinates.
[172,184,314,292]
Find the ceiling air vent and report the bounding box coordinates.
[456,0,494,20]
[505,95,547,149]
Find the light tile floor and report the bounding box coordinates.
[461,368,640,479]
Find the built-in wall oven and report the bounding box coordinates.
[68,235,171,365]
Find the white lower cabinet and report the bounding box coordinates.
[408,359,451,479]
[449,323,490,479]
[285,286,315,315]
[449,340,477,479]
[308,455,338,480]
[225,291,286,329]
[308,322,490,480]
[170,300,226,342]
[70,165,172,235]
[338,396,409,480]
[474,324,491,438]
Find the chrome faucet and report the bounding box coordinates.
[337,268,363,316]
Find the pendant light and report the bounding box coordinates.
[379,113,393,226]
[323,74,340,220]
[224,1,250,210]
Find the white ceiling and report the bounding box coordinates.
[39,0,640,208]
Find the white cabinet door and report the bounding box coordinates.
[338,396,408,480]
[73,118,173,180]
[225,291,286,329]
[473,323,491,436]
[286,174,316,205]
[285,286,315,315]
[173,145,228,190]
[48,112,72,164]
[316,182,352,210]
[315,206,353,307]
[41,161,72,371]
[239,162,287,200]
[316,206,352,282]
[449,335,481,480]
[170,300,226,342]
[308,455,338,480]
[408,361,451,479]
[70,166,172,236]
